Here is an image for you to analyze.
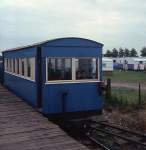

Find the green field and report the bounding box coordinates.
[103,70,146,84]
[105,87,146,108]
[112,88,146,104]
[103,70,146,108]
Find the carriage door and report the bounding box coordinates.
[36,47,43,108]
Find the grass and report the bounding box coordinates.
[103,70,146,84]
[103,70,146,132]
[112,88,146,104]
[105,87,146,108]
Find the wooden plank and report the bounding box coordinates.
[0,84,88,150]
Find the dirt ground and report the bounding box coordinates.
[102,108,146,132]
[112,82,146,91]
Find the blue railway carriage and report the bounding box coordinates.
[0,56,3,83]
[2,37,103,118]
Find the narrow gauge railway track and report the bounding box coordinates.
[60,119,146,150]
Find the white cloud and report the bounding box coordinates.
[0,0,146,52]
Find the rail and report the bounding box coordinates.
[61,119,146,150]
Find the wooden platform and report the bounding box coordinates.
[0,85,88,150]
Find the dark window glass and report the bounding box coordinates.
[75,58,97,80]
[6,59,8,70]
[47,58,72,81]
[26,58,31,77]
[13,59,15,73]
[17,59,19,74]
[21,59,25,76]
[10,59,12,72]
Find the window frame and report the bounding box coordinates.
[46,57,73,83]
[4,58,8,72]
[26,58,31,78]
[15,58,19,74]
[75,57,99,81]
[12,59,15,73]
[46,57,100,84]
[25,57,35,81]
[4,57,35,82]
[21,58,25,76]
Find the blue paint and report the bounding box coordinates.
[4,73,37,106]
[114,63,134,70]
[43,37,103,47]
[128,64,134,70]
[42,47,101,57]
[42,82,103,114]
[4,47,37,58]
[114,64,123,70]
[3,37,103,116]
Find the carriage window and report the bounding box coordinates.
[4,59,6,71]
[6,59,8,71]
[75,58,97,80]
[7,59,10,72]
[4,58,8,71]
[13,59,15,73]
[9,59,11,72]
[16,59,19,74]
[26,58,31,77]
[4,57,35,81]
[21,58,25,76]
[11,59,13,73]
[47,58,72,81]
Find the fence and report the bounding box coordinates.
[105,79,146,109]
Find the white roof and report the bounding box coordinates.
[102,57,113,62]
[133,58,146,61]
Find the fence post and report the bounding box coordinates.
[106,78,111,100]
[138,83,141,107]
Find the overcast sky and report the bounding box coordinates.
[0,0,146,53]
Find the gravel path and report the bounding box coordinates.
[112,82,146,91]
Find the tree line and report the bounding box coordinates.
[104,47,146,57]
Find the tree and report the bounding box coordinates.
[130,48,138,57]
[140,47,146,57]
[112,48,119,57]
[124,48,130,57]
[104,50,112,57]
[119,48,124,57]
